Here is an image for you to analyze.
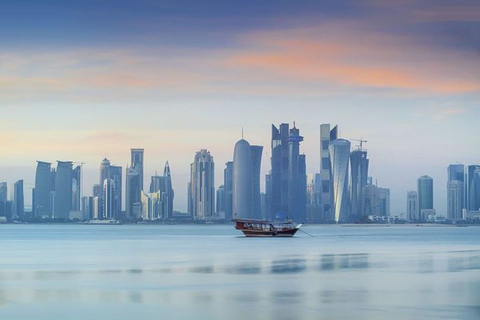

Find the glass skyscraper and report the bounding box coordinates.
[131,149,144,191]
[54,161,73,219]
[329,139,351,223]
[447,164,464,220]
[350,149,369,220]
[34,161,52,217]
[418,175,434,219]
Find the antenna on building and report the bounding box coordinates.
[242,127,244,139]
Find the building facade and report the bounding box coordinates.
[350,149,369,221]
[447,164,465,220]
[320,124,338,222]
[54,161,73,219]
[407,191,418,221]
[34,161,52,217]
[13,180,24,218]
[189,149,215,220]
[131,149,144,191]
[418,175,434,216]
[329,139,351,222]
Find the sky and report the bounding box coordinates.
[0,0,479,215]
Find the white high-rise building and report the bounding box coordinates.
[407,191,418,221]
[189,149,215,220]
[233,139,253,219]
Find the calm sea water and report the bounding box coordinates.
[0,224,479,320]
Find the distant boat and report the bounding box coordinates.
[233,218,301,237]
[84,219,122,225]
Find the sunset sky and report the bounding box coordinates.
[1,0,479,214]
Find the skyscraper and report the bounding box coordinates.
[232,139,253,219]
[131,149,144,191]
[223,161,233,221]
[447,164,464,221]
[72,165,81,211]
[103,178,115,219]
[110,165,123,216]
[250,145,263,219]
[34,161,52,217]
[467,165,480,211]
[13,179,24,218]
[149,162,174,219]
[270,123,290,219]
[287,124,306,222]
[54,161,73,219]
[268,123,306,221]
[320,124,338,222]
[189,149,215,220]
[126,166,140,218]
[418,175,434,220]
[329,139,351,222]
[163,162,174,219]
[100,158,111,187]
[82,196,94,220]
[216,185,225,217]
[0,182,7,218]
[350,149,369,220]
[407,191,418,221]
[378,187,390,216]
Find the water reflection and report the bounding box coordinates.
[190,266,214,274]
[320,254,369,271]
[271,291,304,304]
[224,263,261,274]
[271,259,306,274]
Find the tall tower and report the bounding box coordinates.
[418,175,434,220]
[72,165,81,211]
[189,149,215,220]
[13,179,24,218]
[250,145,263,219]
[109,165,122,216]
[233,139,253,219]
[467,165,480,211]
[329,139,351,223]
[34,161,52,217]
[163,161,174,219]
[407,191,419,221]
[350,149,368,221]
[54,161,73,219]
[270,123,290,219]
[103,178,115,219]
[131,149,144,191]
[100,158,111,188]
[287,124,306,222]
[224,161,234,221]
[126,166,140,218]
[320,124,338,222]
[447,164,464,220]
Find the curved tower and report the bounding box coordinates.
[329,139,351,223]
[233,139,253,219]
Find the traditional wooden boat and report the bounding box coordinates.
[233,219,301,237]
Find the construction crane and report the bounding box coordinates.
[350,138,367,150]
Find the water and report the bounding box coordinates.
[0,224,479,319]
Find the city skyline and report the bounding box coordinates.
[0,1,479,215]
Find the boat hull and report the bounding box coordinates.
[241,228,299,237]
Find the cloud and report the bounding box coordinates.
[221,23,480,94]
